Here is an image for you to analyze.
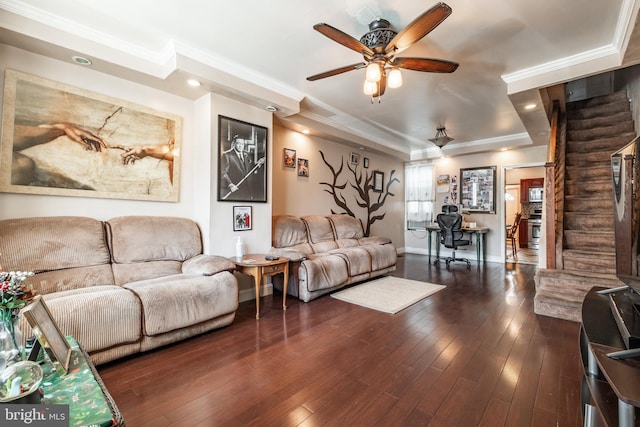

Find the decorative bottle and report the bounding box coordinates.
[235,236,244,259]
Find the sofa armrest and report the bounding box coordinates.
[269,248,307,262]
[182,254,236,276]
[358,236,392,245]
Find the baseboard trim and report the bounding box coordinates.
[239,283,273,303]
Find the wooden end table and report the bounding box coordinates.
[233,254,289,319]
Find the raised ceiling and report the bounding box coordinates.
[1,0,639,160]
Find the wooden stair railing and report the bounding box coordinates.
[544,100,564,269]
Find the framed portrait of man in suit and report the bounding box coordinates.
[217,115,268,202]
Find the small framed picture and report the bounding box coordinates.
[363,157,369,169]
[283,148,296,168]
[233,206,252,231]
[22,295,72,375]
[350,152,360,165]
[297,158,309,177]
[373,170,384,192]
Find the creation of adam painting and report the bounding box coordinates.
[0,69,182,201]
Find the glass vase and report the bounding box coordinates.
[0,309,22,372]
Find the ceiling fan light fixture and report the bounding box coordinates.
[363,79,377,95]
[365,63,381,82]
[388,68,402,88]
[429,126,454,148]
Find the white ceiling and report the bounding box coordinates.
[1,0,639,160]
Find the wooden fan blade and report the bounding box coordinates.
[314,23,374,58]
[385,2,452,56]
[307,63,366,81]
[393,57,459,73]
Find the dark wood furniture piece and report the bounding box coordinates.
[233,254,289,319]
[506,212,522,256]
[580,287,640,426]
[520,177,544,202]
[519,218,528,248]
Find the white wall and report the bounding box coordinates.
[272,125,405,250]
[0,44,202,222]
[404,145,548,263]
[0,44,275,301]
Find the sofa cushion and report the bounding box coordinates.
[303,215,339,253]
[182,255,235,275]
[329,247,372,276]
[328,214,364,239]
[359,236,392,246]
[37,286,142,354]
[299,255,348,292]
[302,215,335,243]
[0,216,111,275]
[112,261,183,286]
[29,265,115,294]
[123,272,238,336]
[272,215,308,247]
[107,216,202,263]
[359,244,398,271]
[335,239,360,248]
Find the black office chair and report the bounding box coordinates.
[436,205,471,268]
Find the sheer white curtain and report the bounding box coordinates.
[405,162,435,229]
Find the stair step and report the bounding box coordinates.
[534,268,622,322]
[562,250,616,274]
[567,111,633,130]
[565,179,611,196]
[565,164,611,181]
[533,296,582,322]
[564,196,613,212]
[566,151,617,167]
[567,91,629,110]
[564,213,613,230]
[566,98,630,120]
[566,133,636,153]
[564,230,615,251]
[567,121,635,141]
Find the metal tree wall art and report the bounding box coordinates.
[319,150,399,236]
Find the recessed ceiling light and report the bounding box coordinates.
[301,129,310,134]
[187,79,201,87]
[265,105,278,112]
[524,103,537,110]
[72,56,92,66]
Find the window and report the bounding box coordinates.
[405,162,435,229]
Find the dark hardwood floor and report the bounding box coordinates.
[98,254,583,427]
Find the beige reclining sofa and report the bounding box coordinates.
[270,214,397,302]
[0,216,238,365]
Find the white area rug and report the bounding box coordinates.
[331,276,445,314]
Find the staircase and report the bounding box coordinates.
[534,91,636,322]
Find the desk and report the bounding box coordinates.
[424,225,490,265]
[234,254,289,319]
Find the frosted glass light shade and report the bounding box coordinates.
[388,68,403,88]
[365,63,381,82]
[363,79,377,95]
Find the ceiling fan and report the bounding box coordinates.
[307,2,458,99]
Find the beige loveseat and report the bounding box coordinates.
[0,216,238,365]
[270,214,397,302]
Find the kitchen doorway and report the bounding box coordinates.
[504,165,545,265]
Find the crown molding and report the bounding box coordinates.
[502,0,639,94]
